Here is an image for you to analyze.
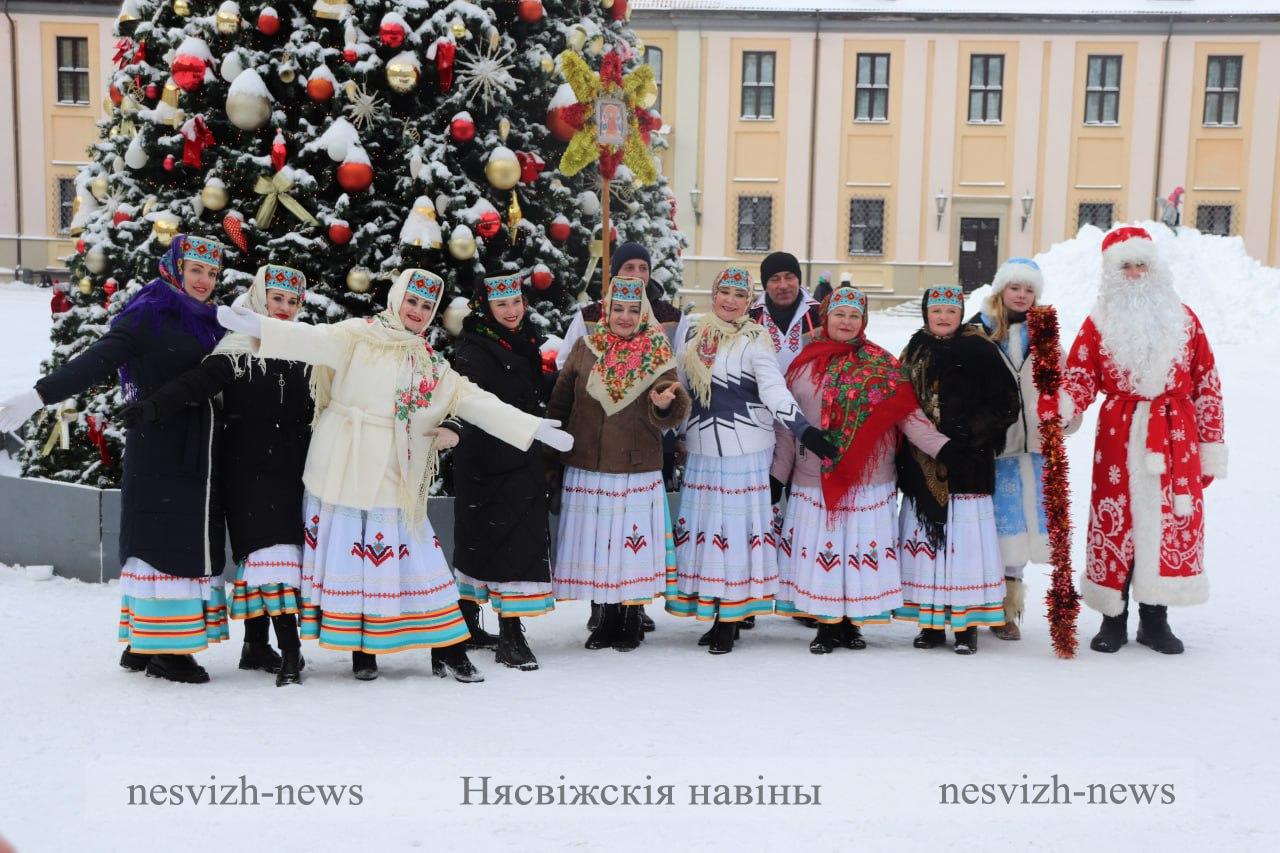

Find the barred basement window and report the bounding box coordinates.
[1077,202,1115,231]
[56,37,90,105]
[736,196,773,253]
[968,54,1004,123]
[1084,55,1122,124]
[56,177,76,232]
[741,51,775,119]
[645,47,664,114]
[848,198,885,256]
[854,53,889,122]
[1195,204,1233,236]
[1203,56,1242,126]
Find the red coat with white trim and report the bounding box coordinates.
[1062,306,1227,616]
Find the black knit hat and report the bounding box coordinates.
[610,242,651,276]
[760,251,802,285]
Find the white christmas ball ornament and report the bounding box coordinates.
[225,68,272,130]
[125,135,149,169]
[84,246,107,274]
[220,51,244,83]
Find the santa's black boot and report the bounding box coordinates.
[586,604,620,650]
[432,643,485,682]
[239,615,282,673]
[809,621,841,655]
[272,614,303,686]
[613,605,644,652]
[458,599,499,651]
[119,645,147,672]
[1091,574,1131,653]
[1136,604,1184,654]
[352,650,378,681]
[495,617,539,671]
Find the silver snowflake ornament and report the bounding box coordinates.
[343,83,384,131]
[454,41,522,110]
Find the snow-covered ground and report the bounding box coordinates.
[1,225,1277,850]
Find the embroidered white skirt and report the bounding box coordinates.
[117,557,228,654]
[553,466,669,604]
[775,482,904,623]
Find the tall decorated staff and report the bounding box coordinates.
[1027,305,1079,658]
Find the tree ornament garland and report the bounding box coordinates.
[554,50,660,183]
[1028,305,1080,659]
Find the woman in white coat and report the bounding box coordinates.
[216,269,572,681]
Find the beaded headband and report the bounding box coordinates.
[828,286,867,315]
[484,272,523,302]
[406,270,444,303]
[262,264,306,296]
[609,276,644,303]
[179,235,223,270]
[925,285,964,309]
[713,266,753,292]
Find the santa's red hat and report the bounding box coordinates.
[1101,225,1156,269]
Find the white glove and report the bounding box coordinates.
[424,426,460,450]
[534,418,574,452]
[0,388,45,433]
[216,304,262,338]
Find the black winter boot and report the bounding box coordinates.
[495,617,539,671]
[839,618,867,650]
[613,605,644,652]
[586,604,620,650]
[352,650,378,681]
[276,649,302,686]
[912,628,946,649]
[1136,604,1184,654]
[119,644,147,672]
[432,644,485,682]
[708,619,739,655]
[1091,573,1132,653]
[809,621,841,655]
[270,613,305,672]
[587,601,603,631]
[740,615,756,631]
[639,605,656,633]
[697,621,716,646]
[145,654,210,684]
[459,599,499,651]
[239,615,282,673]
[953,626,978,655]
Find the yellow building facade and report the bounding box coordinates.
[635,1,1280,303]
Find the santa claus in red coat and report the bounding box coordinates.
[1062,226,1227,655]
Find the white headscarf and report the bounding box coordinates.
[213,263,307,375]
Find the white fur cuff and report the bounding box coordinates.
[1058,391,1075,424]
[1173,493,1193,517]
[1200,442,1228,479]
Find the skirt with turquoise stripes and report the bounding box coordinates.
[117,557,229,654]
[456,570,555,618]
[229,543,302,620]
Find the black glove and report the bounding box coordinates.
[770,476,785,505]
[118,400,158,428]
[799,427,838,462]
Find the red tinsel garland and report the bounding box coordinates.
[1027,305,1080,658]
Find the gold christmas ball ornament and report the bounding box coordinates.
[601,0,615,8]
[346,267,372,293]
[385,58,420,93]
[215,3,240,35]
[152,214,180,246]
[447,225,477,260]
[485,149,521,191]
[450,17,467,39]
[89,175,109,202]
[78,277,93,296]
[162,79,180,108]
[173,0,191,17]
[200,182,228,211]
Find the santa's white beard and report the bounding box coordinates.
[1090,262,1188,398]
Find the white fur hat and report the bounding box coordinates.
[990,257,1043,298]
[1101,225,1157,270]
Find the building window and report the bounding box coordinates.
[1077,202,1115,231]
[848,198,885,256]
[1203,56,1242,127]
[1195,204,1233,236]
[644,46,664,114]
[967,54,1004,123]
[740,51,775,120]
[56,178,77,232]
[56,37,90,105]
[736,196,773,252]
[854,53,890,122]
[1084,55,1122,125]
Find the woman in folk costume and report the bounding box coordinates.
[772,286,959,654]
[547,276,691,652]
[895,286,1020,655]
[969,258,1078,641]
[450,272,557,672]
[122,264,314,686]
[215,269,573,682]
[666,266,833,654]
[0,234,230,684]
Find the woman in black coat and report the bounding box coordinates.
[125,264,313,686]
[0,235,229,683]
[449,272,556,671]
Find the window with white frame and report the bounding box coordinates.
[968,54,1004,123]
[644,46,664,114]
[741,51,775,119]
[854,53,889,122]
[736,196,773,252]
[1203,56,1242,126]
[56,37,90,105]
[1195,204,1233,236]
[1084,55,1122,124]
[848,198,885,256]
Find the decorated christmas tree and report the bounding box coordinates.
[21,0,684,487]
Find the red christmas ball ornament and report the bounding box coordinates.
[342,47,358,64]
[516,151,547,184]
[475,209,502,240]
[145,82,158,100]
[257,7,280,36]
[610,0,629,21]
[336,159,374,193]
[546,106,576,143]
[163,154,176,171]
[449,112,476,143]
[103,278,118,296]
[548,216,571,242]
[306,75,334,102]
[517,0,545,23]
[379,15,406,49]
[108,83,123,106]
[112,209,133,227]
[171,53,207,92]
[328,220,353,245]
[530,263,553,291]
[75,238,86,254]
[270,129,287,173]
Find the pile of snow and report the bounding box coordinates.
[1026,221,1280,345]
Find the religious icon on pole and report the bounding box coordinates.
[596,97,627,146]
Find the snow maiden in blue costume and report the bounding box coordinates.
[666,266,825,655]
[0,235,230,683]
[969,258,1078,641]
